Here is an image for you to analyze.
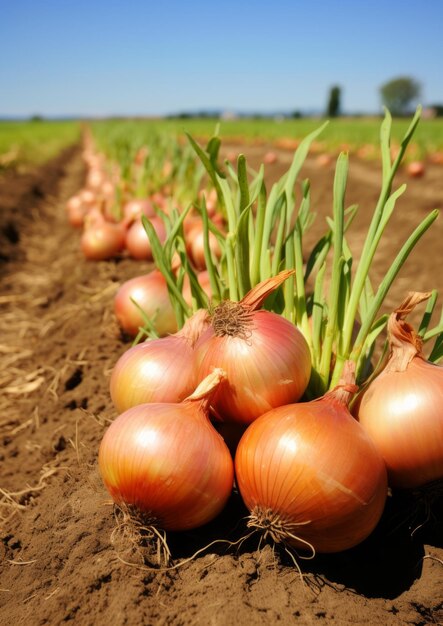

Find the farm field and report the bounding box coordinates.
[0,121,80,173]
[0,121,442,625]
[2,116,443,171]
[89,116,443,161]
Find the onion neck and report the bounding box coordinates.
[211,269,296,338]
[323,360,358,407]
[177,309,210,346]
[184,368,226,413]
[241,269,295,310]
[386,291,430,373]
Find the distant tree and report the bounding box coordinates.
[428,104,443,117]
[326,85,341,118]
[379,77,421,116]
[291,110,302,119]
[30,114,44,122]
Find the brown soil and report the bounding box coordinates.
[0,143,442,626]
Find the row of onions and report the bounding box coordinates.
[78,109,443,560]
[65,125,216,266]
[65,126,223,338]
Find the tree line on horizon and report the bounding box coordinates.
[20,76,443,123]
[325,76,441,119]
[167,77,441,121]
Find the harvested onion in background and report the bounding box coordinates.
[114,269,178,338]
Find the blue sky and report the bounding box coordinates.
[1,0,442,117]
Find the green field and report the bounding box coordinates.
[91,115,443,160]
[2,115,443,176]
[0,120,80,172]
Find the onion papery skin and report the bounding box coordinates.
[193,310,311,424]
[358,357,443,489]
[125,216,166,261]
[114,270,177,338]
[81,222,126,261]
[235,398,388,553]
[110,337,194,412]
[99,401,234,531]
[110,311,209,412]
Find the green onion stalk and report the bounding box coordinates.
[141,107,442,398]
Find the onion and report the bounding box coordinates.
[430,151,443,165]
[263,151,278,164]
[226,151,237,164]
[316,153,332,168]
[99,369,234,531]
[110,309,210,412]
[235,362,388,553]
[66,195,87,228]
[125,216,166,260]
[196,189,218,217]
[79,188,97,208]
[114,269,177,338]
[134,145,149,165]
[86,168,105,190]
[406,161,425,178]
[123,199,156,225]
[183,213,200,237]
[151,192,168,209]
[81,219,126,261]
[193,271,311,424]
[101,180,115,200]
[68,205,87,229]
[203,188,218,217]
[187,224,222,271]
[162,160,173,178]
[66,194,81,213]
[357,292,443,489]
